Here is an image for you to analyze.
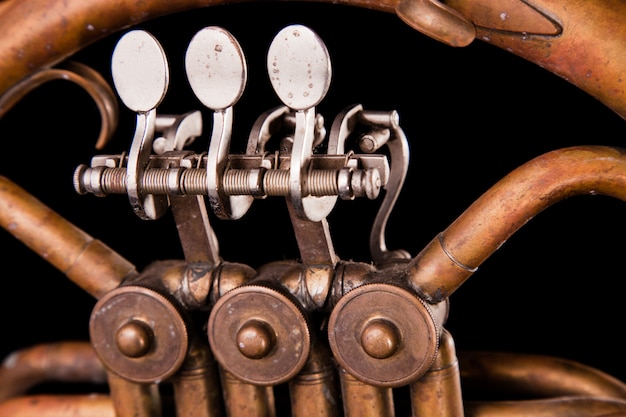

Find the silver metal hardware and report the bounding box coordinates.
[111,30,171,220]
[75,23,410,264]
[186,26,252,220]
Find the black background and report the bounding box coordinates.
[2,0,626,398]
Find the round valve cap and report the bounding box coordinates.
[267,24,331,110]
[111,30,169,113]
[185,26,247,111]
[328,283,440,387]
[89,285,188,383]
[208,284,311,385]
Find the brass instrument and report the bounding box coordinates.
[2,1,626,416]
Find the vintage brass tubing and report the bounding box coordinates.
[3,0,626,416]
[1,0,625,120]
[5,145,626,415]
[407,146,626,304]
[0,394,114,417]
[0,341,106,402]
[0,175,136,299]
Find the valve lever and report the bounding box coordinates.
[185,26,252,220]
[153,110,202,155]
[266,24,338,265]
[111,29,170,220]
[329,105,412,265]
[267,24,334,223]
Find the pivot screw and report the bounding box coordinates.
[236,320,275,359]
[361,319,400,359]
[116,320,154,358]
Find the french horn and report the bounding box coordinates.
[1,1,626,416]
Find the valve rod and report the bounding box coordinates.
[74,165,381,200]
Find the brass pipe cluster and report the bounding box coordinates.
[5,145,626,415]
[3,0,626,416]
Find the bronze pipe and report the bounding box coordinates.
[219,370,276,417]
[410,329,464,417]
[443,0,626,120]
[0,61,118,150]
[0,176,136,299]
[107,371,162,417]
[0,394,114,417]
[0,0,397,101]
[338,368,395,417]
[288,341,342,417]
[2,0,626,123]
[171,337,225,417]
[0,341,106,402]
[458,351,626,400]
[464,396,626,417]
[406,146,626,303]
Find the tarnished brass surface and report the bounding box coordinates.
[2,0,626,416]
[0,394,114,417]
[339,369,395,417]
[410,330,464,417]
[0,176,136,299]
[0,341,106,402]
[1,0,626,120]
[443,0,626,120]
[407,146,626,303]
[458,351,626,399]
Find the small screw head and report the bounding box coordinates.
[116,320,153,358]
[236,320,275,359]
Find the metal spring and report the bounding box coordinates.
[83,166,344,197]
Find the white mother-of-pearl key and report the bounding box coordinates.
[267,24,335,222]
[111,30,169,113]
[185,26,251,220]
[111,30,170,220]
[267,24,332,111]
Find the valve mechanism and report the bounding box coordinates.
[74,24,408,225]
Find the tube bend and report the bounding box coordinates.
[2,0,626,122]
[443,0,626,120]
[407,145,626,303]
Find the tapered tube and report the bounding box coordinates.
[173,367,224,417]
[289,341,341,417]
[0,341,106,402]
[443,0,626,120]
[107,372,162,417]
[220,370,276,417]
[407,146,626,303]
[339,369,394,417]
[172,339,225,417]
[0,394,114,417]
[465,396,626,417]
[0,176,136,299]
[458,351,626,400]
[3,0,626,121]
[410,329,464,417]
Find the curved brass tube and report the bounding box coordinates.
[0,342,106,402]
[0,176,136,299]
[410,329,464,417]
[443,0,626,120]
[1,0,626,122]
[0,61,118,150]
[407,146,626,303]
[458,351,626,400]
[0,394,114,417]
[465,396,626,417]
[107,372,162,417]
[0,0,395,100]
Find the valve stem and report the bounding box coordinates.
[74,164,381,200]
